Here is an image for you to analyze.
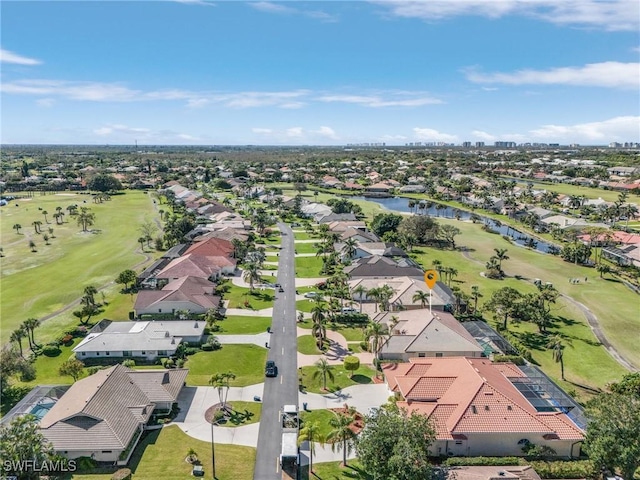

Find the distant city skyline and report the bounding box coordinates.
[1,1,639,146]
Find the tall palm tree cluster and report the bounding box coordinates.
[10,318,41,357]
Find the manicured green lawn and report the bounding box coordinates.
[296,300,315,313]
[219,401,262,427]
[224,285,275,309]
[300,409,338,440]
[330,325,366,342]
[293,231,318,240]
[16,338,81,387]
[300,365,376,394]
[0,191,159,345]
[503,177,640,204]
[294,241,320,254]
[185,345,267,386]
[295,256,324,277]
[217,315,272,334]
[410,217,633,388]
[312,460,371,479]
[298,335,328,355]
[69,425,256,480]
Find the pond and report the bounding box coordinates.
[351,196,558,254]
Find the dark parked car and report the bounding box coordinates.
[265,360,278,377]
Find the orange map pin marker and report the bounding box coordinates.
[424,270,438,289]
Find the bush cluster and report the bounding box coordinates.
[493,354,525,365]
[444,457,521,467]
[41,344,62,357]
[528,460,598,479]
[499,330,535,363]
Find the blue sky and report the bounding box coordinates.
[1,1,639,146]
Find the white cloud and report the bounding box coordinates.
[313,126,339,140]
[413,127,458,142]
[529,115,640,142]
[249,1,339,22]
[252,128,273,134]
[471,130,496,142]
[0,48,42,65]
[286,127,304,138]
[318,92,442,107]
[36,98,55,107]
[465,62,640,89]
[93,124,202,143]
[374,0,639,31]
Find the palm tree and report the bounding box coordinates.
[341,238,358,260]
[364,321,388,365]
[32,221,42,234]
[209,371,236,413]
[76,207,96,232]
[23,317,41,349]
[42,210,49,224]
[10,328,26,357]
[327,411,357,467]
[546,335,572,380]
[28,240,37,252]
[470,285,483,313]
[366,287,381,313]
[412,290,430,309]
[13,223,22,234]
[242,262,261,291]
[351,284,368,313]
[493,248,509,270]
[298,421,324,475]
[377,284,395,312]
[312,358,334,391]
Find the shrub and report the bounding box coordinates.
[184,347,200,356]
[61,334,74,346]
[176,359,185,368]
[75,457,98,472]
[444,457,521,467]
[74,326,89,337]
[87,366,102,375]
[493,354,525,365]
[359,341,369,352]
[528,460,598,479]
[335,313,369,323]
[122,359,136,368]
[41,344,62,357]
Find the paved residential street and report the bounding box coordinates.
[253,223,300,480]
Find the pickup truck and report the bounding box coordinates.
[265,360,278,377]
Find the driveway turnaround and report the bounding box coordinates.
[173,385,264,447]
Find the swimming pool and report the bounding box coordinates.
[30,402,55,419]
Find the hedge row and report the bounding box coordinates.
[528,460,598,479]
[444,457,520,467]
[443,458,598,479]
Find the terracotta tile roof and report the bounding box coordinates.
[184,237,234,257]
[385,357,584,441]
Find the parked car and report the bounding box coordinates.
[192,465,204,477]
[304,292,318,298]
[265,360,278,377]
[341,307,357,313]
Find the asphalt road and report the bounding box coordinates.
[253,222,300,480]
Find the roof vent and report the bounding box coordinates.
[471,405,477,414]
[499,472,506,477]
[507,405,513,411]
[484,405,490,411]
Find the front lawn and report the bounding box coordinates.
[295,256,324,278]
[224,285,275,309]
[17,338,82,387]
[298,335,328,355]
[293,242,319,254]
[68,425,256,480]
[219,401,262,427]
[217,315,272,334]
[300,409,338,441]
[293,231,318,240]
[299,364,376,394]
[186,345,267,386]
[296,299,315,313]
[312,461,371,480]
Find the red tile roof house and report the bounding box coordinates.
[39,364,187,465]
[155,253,229,282]
[383,357,583,457]
[134,276,220,317]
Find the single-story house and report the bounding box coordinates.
[73,319,206,360]
[40,365,188,464]
[383,357,584,457]
[373,310,483,361]
[135,276,220,317]
[344,255,424,279]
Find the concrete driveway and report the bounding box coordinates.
[173,385,264,447]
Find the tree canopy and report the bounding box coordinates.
[370,213,403,238]
[583,393,640,480]
[357,404,436,480]
[87,173,123,192]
